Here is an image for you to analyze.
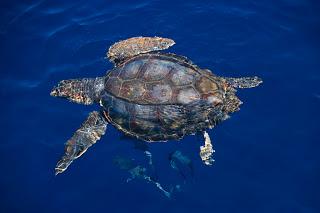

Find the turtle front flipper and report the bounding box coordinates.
[107,36,175,65]
[198,131,215,166]
[55,111,108,175]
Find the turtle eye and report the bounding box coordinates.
[50,88,58,96]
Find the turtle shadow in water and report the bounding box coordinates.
[169,150,194,183]
[114,135,194,198]
[113,155,174,198]
[118,134,160,184]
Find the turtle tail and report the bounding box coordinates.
[224,76,263,89]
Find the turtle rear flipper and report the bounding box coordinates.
[107,36,175,65]
[224,76,263,88]
[55,111,108,175]
[198,131,215,166]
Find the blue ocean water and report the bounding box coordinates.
[1,0,320,212]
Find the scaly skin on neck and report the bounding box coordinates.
[50,77,105,105]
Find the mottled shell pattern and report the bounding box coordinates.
[100,53,229,141]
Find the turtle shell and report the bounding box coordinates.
[101,53,228,141]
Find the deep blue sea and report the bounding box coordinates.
[1,0,320,212]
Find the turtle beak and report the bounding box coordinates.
[50,81,67,97]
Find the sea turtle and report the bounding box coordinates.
[51,36,262,175]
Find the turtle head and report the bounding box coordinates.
[50,77,105,105]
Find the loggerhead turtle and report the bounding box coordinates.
[51,37,262,175]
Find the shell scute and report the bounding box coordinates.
[133,104,158,121]
[105,77,122,96]
[170,68,194,86]
[120,80,146,101]
[119,60,145,79]
[129,118,157,135]
[158,105,187,131]
[108,68,121,77]
[111,96,129,116]
[177,87,201,104]
[195,76,219,94]
[143,59,172,81]
[144,83,173,104]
